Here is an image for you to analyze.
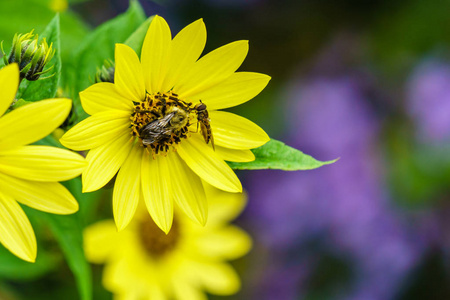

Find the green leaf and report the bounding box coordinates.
[45,213,92,300]
[17,14,61,101]
[9,98,32,111]
[124,16,154,56]
[25,207,92,300]
[228,139,337,170]
[70,0,146,121]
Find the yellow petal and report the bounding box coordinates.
[82,133,133,193]
[141,15,172,94]
[0,145,85,182]
[0,172,78,214]
[0,64,19,117]
[83,219,118,263]
[0,98,71,150]
[115,44,146,101]
[177,135,242,193]
[203,182,247,225]
[175,41,249,98]
[161,19,206,92]
[166,152,207,226]
[80,82,134,116]
[0,191,36,262]
[210,111,269,149]
[141,152,173,233]
[188,72,270,110]
[113,144,143,231]
[60,111,130,151]
[215,146,255,162]
[192,226,251,260]
[192,262,241,295]
[172,277,207,300]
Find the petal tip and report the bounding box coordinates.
[23,253,36,263]
[115,220,127,232]
[154,219,172,235]
[198,214,208,227]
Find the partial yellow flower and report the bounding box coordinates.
[60,16,270,233]
[49,0,68,12]
[0,64,86,262]
[84,184,252,300]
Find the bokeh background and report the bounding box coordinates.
[1,0,450,299]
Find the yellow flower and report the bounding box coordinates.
[60,16,270,233]
[0,64,86,262]
[49,0,68,12]
[84,185,252,299]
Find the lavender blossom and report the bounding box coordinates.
[246,75,428,300]
[406,59,450,144]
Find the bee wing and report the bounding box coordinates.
[199,122,215,150]
[199,122,208,142]
[140,113,175,145]
[210,127,215,151]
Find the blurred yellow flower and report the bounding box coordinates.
[84,185,251,300]
[49,0,68,12]
[0,64,86,262]
[60,16,270,233]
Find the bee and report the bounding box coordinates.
[139,106,189,146]
[194,101,214,150]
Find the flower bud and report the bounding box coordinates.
[1,31,55,81]
[95,60,115,83]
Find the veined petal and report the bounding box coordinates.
[83,219,119,263]
[161,19,206,92]
[141,152,173,233]
[189,72,270,110]
[0,191,36,262]
[60,111,130,151]
[175,41,249,98]
[210,111,269,149]
[115,44,146,101]
[141,15,172,94]
[0,145,85,182]
[82,133,133,193]
[215,146,255,162]
[113,144,143,231]
[0,98,71,150]
[0,172,78,214]
[177,135,242,193]
[80,82,134,116]
[0,64,19,117]
[191,226,251,260]
[166,152,207,226]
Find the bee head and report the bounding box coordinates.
[194,101,207,112]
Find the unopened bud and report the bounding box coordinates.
[95,60,115,83]
[1,31,55,81]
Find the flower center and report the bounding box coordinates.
[131,91,194,155]
[138,217,180,257]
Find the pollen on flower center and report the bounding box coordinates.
[138,216,180,257]
[130,91,195,155]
